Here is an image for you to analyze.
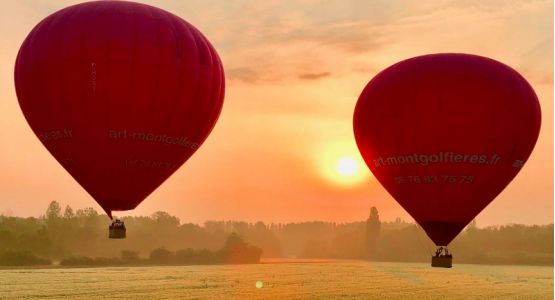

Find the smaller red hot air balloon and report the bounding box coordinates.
[15,1,225,238]
[353,53,541,267]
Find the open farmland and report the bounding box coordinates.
[0,260,552,299]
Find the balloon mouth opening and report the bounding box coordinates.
[419,220,468,246]
[100,205,138,221]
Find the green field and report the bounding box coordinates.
[0,261,552,299]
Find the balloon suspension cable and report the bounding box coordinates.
[413,223,433,256]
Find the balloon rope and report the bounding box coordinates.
[413,223,433,256]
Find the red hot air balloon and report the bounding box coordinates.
[353,53,540,266]
[14,1,224,233]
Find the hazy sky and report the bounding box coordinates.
[0,0,552,226]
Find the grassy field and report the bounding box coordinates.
[0,260,552,299]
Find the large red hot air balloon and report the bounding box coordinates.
[353,53,540,265]
[14,1,224,228]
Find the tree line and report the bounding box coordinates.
[56,232,261,267]
[0,201,551,266]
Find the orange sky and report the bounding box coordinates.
[0,0,552,226]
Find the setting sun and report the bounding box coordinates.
[318,139,370,186]
[336,157,359,177]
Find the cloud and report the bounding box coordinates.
[217,21,388,84]
[226,67,260,84]
[298,72,331,80]
[226,67,287,84]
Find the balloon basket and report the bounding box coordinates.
[109,220,126,239]
[431,256,452,268]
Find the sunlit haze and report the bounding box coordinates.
[0,0,552,227]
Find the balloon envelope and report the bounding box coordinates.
[15,1,225,217]
[353,54,540,245]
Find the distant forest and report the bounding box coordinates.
[0,201,552,267]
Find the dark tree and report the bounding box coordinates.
[45,201,61,222]
[366,206,381,259]
[222,233,262,264]
[63,205,74,219]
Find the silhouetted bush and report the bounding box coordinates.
[149,247,174,264]
[120,250,140,263]
[175,248,195,264]
[0,250,51,266]
[60,233,262,267]
[60,256,94,266]
[60,256,123,266]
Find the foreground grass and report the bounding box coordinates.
[0,261,551,299]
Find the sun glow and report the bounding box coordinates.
[318,140,370,186]
[336,157,359,177]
